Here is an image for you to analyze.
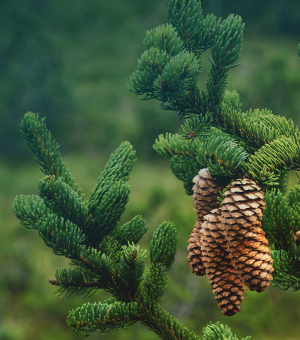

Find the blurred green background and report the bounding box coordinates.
[0,1,300,339]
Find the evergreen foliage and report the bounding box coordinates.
[202,322,251,340]
[13,112,249,339]
[129,0,300,304]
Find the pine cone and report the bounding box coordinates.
[187,220,205,276]
[188,169,223,277]
[221,179,274,292]
[201,209,247,316]
[192,168,223,221]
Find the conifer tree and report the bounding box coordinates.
[13,112,251,338]
[129,0,300,316]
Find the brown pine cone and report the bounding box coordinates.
[192,168,223,221]
[187,219,206,276]
[188,168,223,277]
[201,209,247,316]
[221,179,274,292]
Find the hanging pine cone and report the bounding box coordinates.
[192,168,223,220]
[201,209,247,316]
[187,220,206,276]
[220,179,274,292]
[188,169,223,277]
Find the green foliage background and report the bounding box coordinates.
[0,0,300,339]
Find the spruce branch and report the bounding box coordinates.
[178,114,212,141]
[38,175,88,229]
[87,180,131,248]
[245,136,300,181]
[143,24,184,57]
[154,133,200,159]
[70,246,126,300]
[142,263,168,303]
[222,90,242,112]
[139,295,201,340]
[20,112,82,197]
[129,47,171,98]
[13,194,53,229]
[171,155,202,195]
[287,186,300,232]
[118,244,147,301]
[111,215,148,245]
[88,141,136,203]
[15,110,252,339]
[271,249,300,291]
[37,215,85,258]
[278,171,290,196]
[177,84,209,118]
[98,236,122,262]
[67,299,139,336]
[214,104,278,148]
[150,222,178,270]
[152,51,201,103]
[167,0,220,57]
[197,136,249,179]
[203,322,251,340]
[50,267,100,298]
[206,14,244,108]
[253,113,297,139]
[262,189,294,251]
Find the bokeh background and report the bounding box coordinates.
[0,1,300,339]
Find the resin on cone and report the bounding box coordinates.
[221,179,274,292]
[201,209,247,316]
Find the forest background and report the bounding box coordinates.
[0,0,299,339]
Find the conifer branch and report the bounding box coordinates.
[143,24,184,57]
[167,0,220,57]
[245,136,300,181]
[37,215,85,257]
[130,0,300,303]
[203,322,251,340]
[118,244,147,301]
[271,250,300,291]
[38,175,88,229]
[263,190,294,251]
[50,267,101,298]
[139,297,201,340]
[206,14,244,108]
[154,133,200,159]
[171,155,202,195]
[98,236,122,262]
[87,180,130,248]
[88,141,136,203]
[150,222,178,270]
[214,104,279,148]
[15,110,252,339]
[178,115,212,141]
[142,263,168,303]
[67,299,139,336]
[20,112,82,197]
[111,215,148,245]
[197,136,249,179]
[13,194,53,229]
